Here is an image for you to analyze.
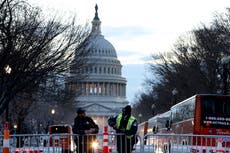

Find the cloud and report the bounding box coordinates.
[116,50,151,65]
[29,0,230,102]
[103,26,152,39]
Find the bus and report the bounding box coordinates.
[170,94,230,152]
[138,111,171,140]
[170,94,230,135]
[148,111,171,134]
[139,94,230,152]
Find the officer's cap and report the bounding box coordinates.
[77,108,85,114]
[122,105,131,114]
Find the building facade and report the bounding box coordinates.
[68,5,128,131]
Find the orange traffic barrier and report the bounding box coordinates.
[216,138,224,153]
[103,126,109,153]
[2,122,10,153]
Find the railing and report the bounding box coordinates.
[0,133,230,153]
[143,133,230,153]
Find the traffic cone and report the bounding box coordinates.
[2,122,10,153]
[103,126,109,153]
[216,138,224,153]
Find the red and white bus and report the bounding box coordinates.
[170,94,230,135]
[139,94,230,152]
[170,94,230,151]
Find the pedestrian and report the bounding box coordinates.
[72,108,99,153]
[152,125,158,134]
[108,105,138,153]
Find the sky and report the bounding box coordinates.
[29,0,229,102]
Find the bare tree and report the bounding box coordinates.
[135,8,230,118]
[0,0,91,128]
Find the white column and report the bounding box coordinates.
[86,82,88,95]
[106,82,109,96]
[119,84,121,97]
[102,82,104,96]
[97,82,100,95]
[81,82,84,94]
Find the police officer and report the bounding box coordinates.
[72,108,99,153]
[108,105,138,153]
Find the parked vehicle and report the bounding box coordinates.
[139,94,230,152]
[49,124,75,153]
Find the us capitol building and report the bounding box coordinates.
[67,5,128,131]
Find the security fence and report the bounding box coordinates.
[143,133,230,153]
[0,133,230,153]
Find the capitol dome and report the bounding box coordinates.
[88,35,117,58]
[67,4,128,131]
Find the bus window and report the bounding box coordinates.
[221,100,230,115]
[171,99,195,123]
[201,96,230,128]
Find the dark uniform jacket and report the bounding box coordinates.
[72,116,99,134]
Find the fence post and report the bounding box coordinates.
[103,126,109,153]
[2,122,10,153]
[140,135,145,153]
[216,138,224,153]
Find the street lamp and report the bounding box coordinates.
[4,64,12,122]
[221,56,230,95]
[200,60,208,74]
[172,88,178,105]
[151,104,156,116]
[13,124,17,134]
[51,109,55,115]
[138,113,142,123]
[4,65,12,74]
[51,108,55,125]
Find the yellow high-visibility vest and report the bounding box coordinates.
[116,113,136,139]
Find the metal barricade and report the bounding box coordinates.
[143,133,230,153]
[0,135,3,153]
[0,133,140,153]
[1,133,230,153]
[1,134,69,153]
[72,133,140,153]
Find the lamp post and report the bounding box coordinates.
[151,104,156,116]
[200,60,208,74]
[51,108,55,115]
[4,64,12,122]
[138,113,142,123]
[172,88,178,105]
[51,108,55,125]
[13,124,17,134]
[221,56,230,95]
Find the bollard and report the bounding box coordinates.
[103,126,109,153]
[2,122,10,153]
